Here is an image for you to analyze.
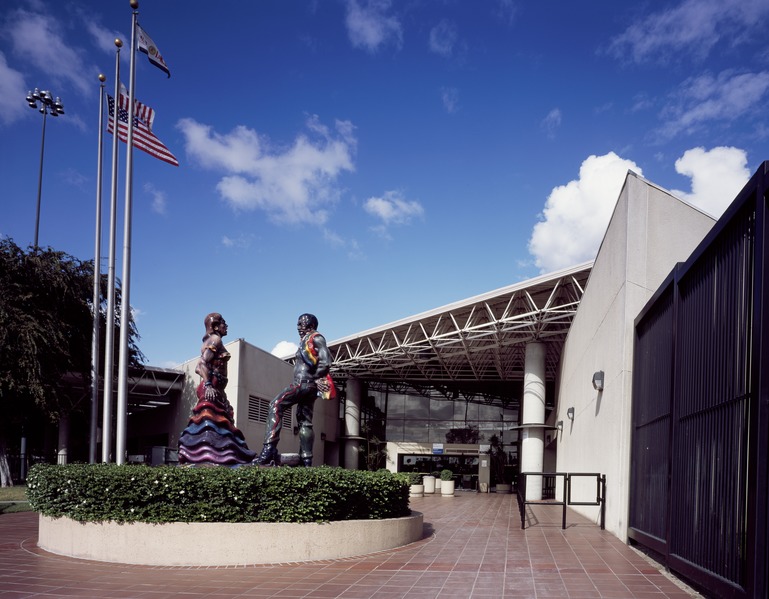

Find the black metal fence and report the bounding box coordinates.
[630,161,769,598]
[3,452,57,485]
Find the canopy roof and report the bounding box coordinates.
[328,262,593,406]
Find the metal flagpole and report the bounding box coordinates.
[89,73,106,464]
[102,39,123,463]
[116,0,139,465]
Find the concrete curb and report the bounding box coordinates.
[38,511,424,566]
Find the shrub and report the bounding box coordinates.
[408,472,422,485]
[440,469,454,481]
[26,463,410,524]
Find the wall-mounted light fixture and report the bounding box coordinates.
[592,370,604,391]
[556,420,564,431]
[566,407,575,421]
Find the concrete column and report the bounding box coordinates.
[57,416,70,465]
[521,342,545,500]
[344,378,362,470]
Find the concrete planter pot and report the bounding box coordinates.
[435,478,442,491]
[409,484,424,498]
[440,480,455,497]
[423,475,436,494]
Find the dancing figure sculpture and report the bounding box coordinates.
[195,312,234,417]
[256,313,334,467]
[178,313,258,466]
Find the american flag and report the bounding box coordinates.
[107,94,178,167]
[119,82,154,130]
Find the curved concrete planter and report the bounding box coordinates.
[38,511,424,566]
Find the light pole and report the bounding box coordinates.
[26,88,65,248]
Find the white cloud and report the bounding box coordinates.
[494,0,519,26]
[541,108,562,139]
[429,20,457,57]
[607,0,769,64]
[6,8,93,96]
[323,229,364,259]
[528,148,753,272]
[158,359,183,369]
[144,182,168,215]
[528,152,642,272]
[0,53,29,125]
[221,234,253,249]
[271,340,297,359]
[82,17,127,57]
[670,147,750,217]
[656,70,769,141]
[364,190,424,230]
[62,168,88,190]
[177,115,356,225]
[345,0,403,53]
[441,87,459,114]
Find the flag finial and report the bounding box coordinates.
[115,38,123,48]
[130,0,139,9]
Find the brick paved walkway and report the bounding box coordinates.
[0,491,702,598]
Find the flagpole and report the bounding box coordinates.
[116,0,139,465]
[89,73,106,464]
[102,38,122,463]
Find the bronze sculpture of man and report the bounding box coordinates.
[256,313,333,467]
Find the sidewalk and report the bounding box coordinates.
[0,491,702,598]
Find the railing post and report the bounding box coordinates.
[600,475,606,530]
[562,473,568,530]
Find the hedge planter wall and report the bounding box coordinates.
[27,464,411,524]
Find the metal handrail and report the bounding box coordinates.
[517,471,606,530]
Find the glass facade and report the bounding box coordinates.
[368,390,519,446]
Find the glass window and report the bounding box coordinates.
[386,418,405,442]
[428,420,454,444]
[387,393,406,417]
[404,419,429,443]
[454,400,479,421]
[371,391,388,414]
[404,395,429,419]
[478,403,504,421]
[430,398,454,419]
[370,386,519,446]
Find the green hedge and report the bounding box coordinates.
[27,464,411,524]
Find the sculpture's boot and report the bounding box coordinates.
[255,443,278,466]
[301,456,313,467]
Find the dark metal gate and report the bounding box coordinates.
[629,162,769,598]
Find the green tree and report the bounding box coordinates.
[0,239,144,486]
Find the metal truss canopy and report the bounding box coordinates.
[328,262,593,405]
[63,365,185,414]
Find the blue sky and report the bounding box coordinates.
[2,0,768,367]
